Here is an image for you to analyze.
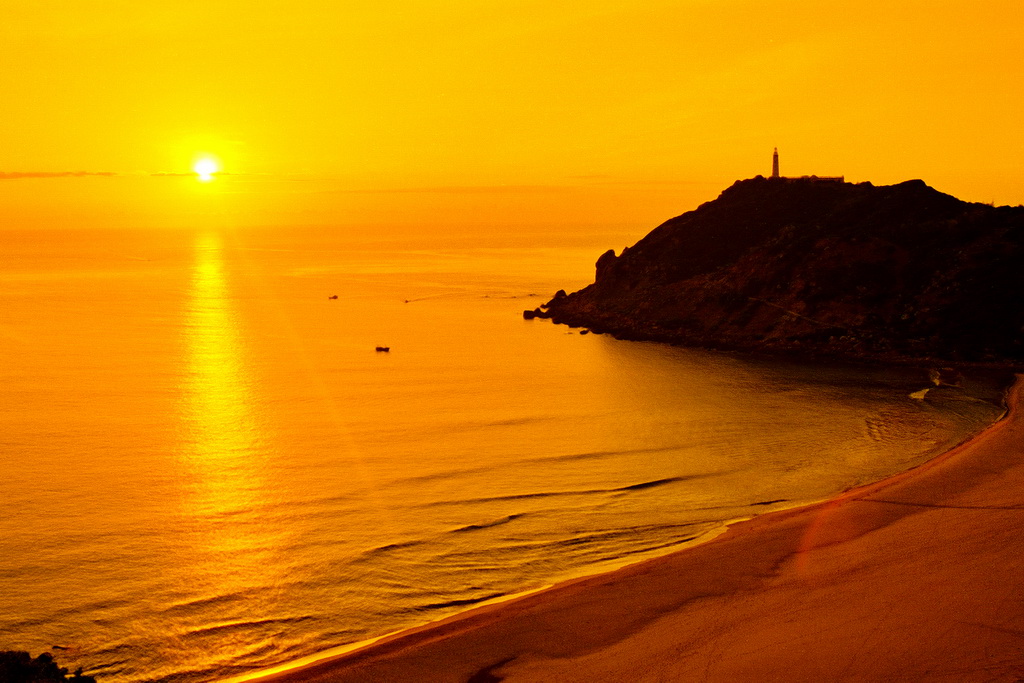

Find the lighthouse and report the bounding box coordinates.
[772,148,780,179]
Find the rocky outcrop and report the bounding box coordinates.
[538,176,1024,364]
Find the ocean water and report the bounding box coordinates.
[0,226,1007,682]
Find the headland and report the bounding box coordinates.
[530,177,1024,366]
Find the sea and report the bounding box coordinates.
[0,225,1008,682]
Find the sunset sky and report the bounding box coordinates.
[2,0,1021,231]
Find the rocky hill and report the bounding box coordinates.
[529,176,1024,365]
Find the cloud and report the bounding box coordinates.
[150,172,242,177]
[0,171,116,180]
[333,184,570,195]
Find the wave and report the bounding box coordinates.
[416,475,694,509]
[144,641,286,683]
[518,444,688,466]
[433,521,709,562]
[547,523,688,551]
[451,513,526,533]
[613,477,684,492]
[593,533,706,563]
[386,445,699,488]
[4,596,133,630]
[685,498,792,514]
[160,587,267,616]
[356,540,426,559]
[413,592,506,612]
[181,616,314,640]
[865,409,941,444]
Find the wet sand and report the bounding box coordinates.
[256,375,1024,682]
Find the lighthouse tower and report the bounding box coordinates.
[771,148,780,178]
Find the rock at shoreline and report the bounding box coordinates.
[541,176,1024,364]
[522,307,551,320]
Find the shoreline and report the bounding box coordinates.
[243,373,1024,682]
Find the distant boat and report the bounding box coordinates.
[328,295,338,300]
[375,346,390,352]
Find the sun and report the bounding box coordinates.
[193,158,219,182]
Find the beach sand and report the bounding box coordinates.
[257,375,1024,682]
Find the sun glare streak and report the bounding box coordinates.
[184,232,258,522]
[194,158,219,182]
[183,232,264,520]
[180,233,284,608]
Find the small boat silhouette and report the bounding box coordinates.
[328,294,338,300]
[375,346,390,352]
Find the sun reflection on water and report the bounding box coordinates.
[179,232,285,652]
[184,233,261,518]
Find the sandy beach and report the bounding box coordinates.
[256,374,1024,683]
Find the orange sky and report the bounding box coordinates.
[2,1,1021,231]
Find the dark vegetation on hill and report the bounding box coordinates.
[528,177,1024,365]
[0,652,95,683]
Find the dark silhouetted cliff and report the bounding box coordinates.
[532,177,1024,364]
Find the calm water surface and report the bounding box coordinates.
[0,227,1007,682]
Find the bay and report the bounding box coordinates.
[0,226,1006,682]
